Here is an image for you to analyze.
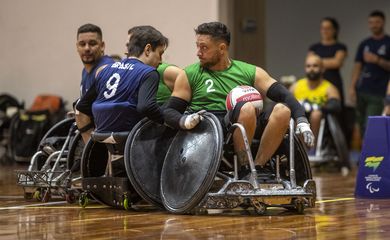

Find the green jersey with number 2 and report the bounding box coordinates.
[185,60,256,112]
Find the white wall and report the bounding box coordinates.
[266,0,390,103]
[0,0,219,107]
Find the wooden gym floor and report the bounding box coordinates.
[1,162,390,240]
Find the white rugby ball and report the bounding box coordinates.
[225,85,263,111]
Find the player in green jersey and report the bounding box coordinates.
[156,63,182,105]
[164,22,314,180]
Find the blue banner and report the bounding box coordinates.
[355,116,390,198]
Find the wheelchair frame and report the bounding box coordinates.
[16,118,83,203]
[79,132,138,210]
[196,120,316,214]
[160,113,316,215]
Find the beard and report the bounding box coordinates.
[82,59,96,64]
[306,71,322,81]
[199,53,221,69]
[371,26,384,36]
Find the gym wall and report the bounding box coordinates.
[0,0,219,107]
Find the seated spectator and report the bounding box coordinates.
[290,55,341,145]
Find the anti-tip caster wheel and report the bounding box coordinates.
[189,208,208,215]
[65,191,76,204]
[294,199,305,214]
[33,189,42,201]
[239,198,251,210]
[123,195,131,211]
[79,192,89,208]
[24,192,33,200]
[252,201,267,215]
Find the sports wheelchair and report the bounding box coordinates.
[79,118,177,210]
[125,112,316,215]
[16,117,84,203]
[79,132,137,209]
[308,113,351,175]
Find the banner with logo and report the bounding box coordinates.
[355,116,390,198]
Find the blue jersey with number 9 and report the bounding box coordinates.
[92,58,155,132]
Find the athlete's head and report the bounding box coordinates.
[76,23,105,65]
[305,55,323,81]
[368,10,385,36]
[194,22,230,69]
[127,25,168,68]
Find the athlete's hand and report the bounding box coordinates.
[179,110,206,130]
[296,122,315,147]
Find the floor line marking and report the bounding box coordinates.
[0,197,356,210]
[316,197,354,203]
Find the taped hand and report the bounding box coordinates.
[179,110,206,130]
[295,122,315,147]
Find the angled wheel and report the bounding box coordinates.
[125,118,177,209]
[66,131,84,180]
[326,114,350,170]
[160,113,223,214]
[38,118,75,151]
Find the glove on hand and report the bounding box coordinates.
[295,122,315,147]
[179,110,206,130]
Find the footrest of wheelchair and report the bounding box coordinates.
[16,170,64,187]
[199,179,316,209]
[82,177,138,209]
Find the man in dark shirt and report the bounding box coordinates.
[75,26,168,142]
[76,23,114,97]
[349,10,390,136]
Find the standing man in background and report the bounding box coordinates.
[349,10,390,137]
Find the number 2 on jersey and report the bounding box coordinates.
[205,79,216,93]
[104,73,121,99]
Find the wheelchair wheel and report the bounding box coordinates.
[80,139,141,208]
[160,113,223,214]
[38,118,75,151]
[80,140,108,178]
[326,114,350,170]
[274,134,312,185]
[125,118,177,209]
[66,132,84,175]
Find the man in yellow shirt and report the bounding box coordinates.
[290,55,341,144]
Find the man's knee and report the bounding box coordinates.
[237,102,257,123]
[270,103,291,124]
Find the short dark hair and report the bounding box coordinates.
[127,25,168,57]
[322,17,340,40]
[195,22,231,45]
[77,23,103,40]
[369,10,385,20]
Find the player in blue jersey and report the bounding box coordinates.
[75,25,168,142]
[76,23,115,97]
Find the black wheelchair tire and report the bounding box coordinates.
[326,114,350,169]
